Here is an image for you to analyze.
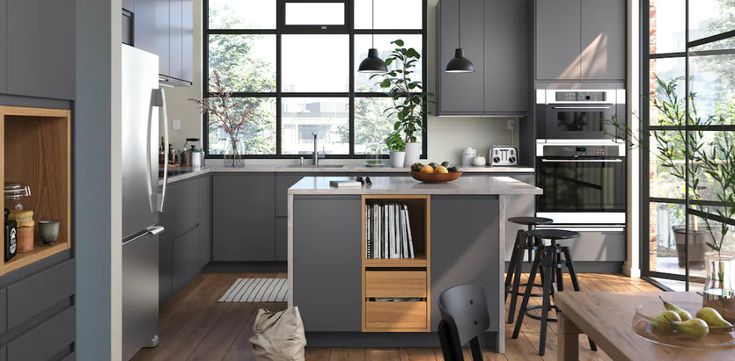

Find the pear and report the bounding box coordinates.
[651,310,681,333]
[696,307,733,328]
[672,318,710,339]
[659,296,692,321]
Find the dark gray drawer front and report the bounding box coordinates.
[7,260,74,330]
[7,306,75,361]
[0,288,6,333]
[160,179,200,240]
[275,217,287,261]
[0,346,5,361]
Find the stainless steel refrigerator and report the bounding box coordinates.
[121,44,169,361]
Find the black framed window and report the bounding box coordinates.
[641,0,735,291]
[204,0,428,158]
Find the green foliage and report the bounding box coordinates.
[370,39,429,143]
[384,131,406,152]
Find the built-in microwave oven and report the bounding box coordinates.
[536,89,625,140]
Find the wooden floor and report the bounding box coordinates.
[131,272,659,361]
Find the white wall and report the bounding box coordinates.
[164,0,518,159]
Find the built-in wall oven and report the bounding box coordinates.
[536,142,626,225]
[536,89,625,140]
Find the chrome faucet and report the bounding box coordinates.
[312,133,319,166]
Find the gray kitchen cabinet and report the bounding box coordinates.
[536,0,625,81]
[430,195,500,332]
[136,0,170,77]
[181,0,194,82]
[6,260,75,330]
[0,289,6,333]
[172,227,200,293]
[6,307,75,361]
[6,0,75,100]
[198,175,212,268]
[580,0,625,80]
[169,0,183,81]
[536,0,581,80]
[437,0,485,114]
[213,174,276,261]
[292,195,361,332]
[0,0,6,94]
[275,217,287,261]
[437,0,530,115]
[483,0,530,113]
[159,229,174,303]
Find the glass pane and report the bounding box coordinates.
[689,131,735,202]
[285,2,345,25]
[649,57,685,125]
[689,0,735,44]
[354,35,423,92]
[207,98,277,155]
[208,34,276,92]
[688,51,735,126]
[354,0,422,29]
[649,130,686,199]
[282,35,349,92]
[687,207,735,284]
[649,202,687,276]
[354,97,396,154]
[281,98,349,155]
[209,0,276,29]
[649,0,686,54]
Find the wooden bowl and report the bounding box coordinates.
[409,171,463,183]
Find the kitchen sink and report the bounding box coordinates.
[282,164,345,169]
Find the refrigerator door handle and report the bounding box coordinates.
[150,88,169,213]
[146,225,165,236]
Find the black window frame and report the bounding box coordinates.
[203,0,428,159]
[640,0,735,290]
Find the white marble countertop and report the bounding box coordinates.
[161,163,535,184]
[288,176,543,195]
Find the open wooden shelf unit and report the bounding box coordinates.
[361,194,430,332]
[0,106,72,275]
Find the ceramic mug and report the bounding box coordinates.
[38,220,60,245]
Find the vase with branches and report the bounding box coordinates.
[189,71,251,167]
[370,39,429,166]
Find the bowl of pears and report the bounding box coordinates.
[632,296,735,349]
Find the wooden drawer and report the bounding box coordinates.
[7,306,75,361]
[7,260,74,330]
[364,301,427,331]
[365,271,426,298]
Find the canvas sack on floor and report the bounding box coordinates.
[250,307,306,361]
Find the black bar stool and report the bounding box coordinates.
[504,216,552,324]
[511,229,597,356]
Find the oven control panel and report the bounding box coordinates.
[541,145,620,157]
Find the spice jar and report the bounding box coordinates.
[9,210,34,252]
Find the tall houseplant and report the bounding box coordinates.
[371,39,429,166]
[190,71,250,167]
[612,75,735,316]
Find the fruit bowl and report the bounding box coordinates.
[409,171,463,183]
[633,301,735,349]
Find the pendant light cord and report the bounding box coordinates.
[457,0,462,48]
[371,0,375,48]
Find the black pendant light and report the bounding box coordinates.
[358,0,388,73]
[445,0,475,73]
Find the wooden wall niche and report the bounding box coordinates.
[1,106,72,274]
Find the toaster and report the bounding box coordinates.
[489,146,518,166]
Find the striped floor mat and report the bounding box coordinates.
[218,278,288,303]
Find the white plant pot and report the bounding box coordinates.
[404,142,421,167]
[390,151,406,168]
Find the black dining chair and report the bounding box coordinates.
[438,284,490,361]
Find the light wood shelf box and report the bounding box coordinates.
[0,106,72,275]
[361,194,431,333]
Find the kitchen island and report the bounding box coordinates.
[287,176,541,352]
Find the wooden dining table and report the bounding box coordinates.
[555,291,735,361]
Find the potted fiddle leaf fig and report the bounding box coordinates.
[385,131,406,168]
[371,39,429,167]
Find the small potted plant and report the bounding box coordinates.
[385,131,406,168]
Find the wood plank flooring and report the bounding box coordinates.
[131,272,659,361]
